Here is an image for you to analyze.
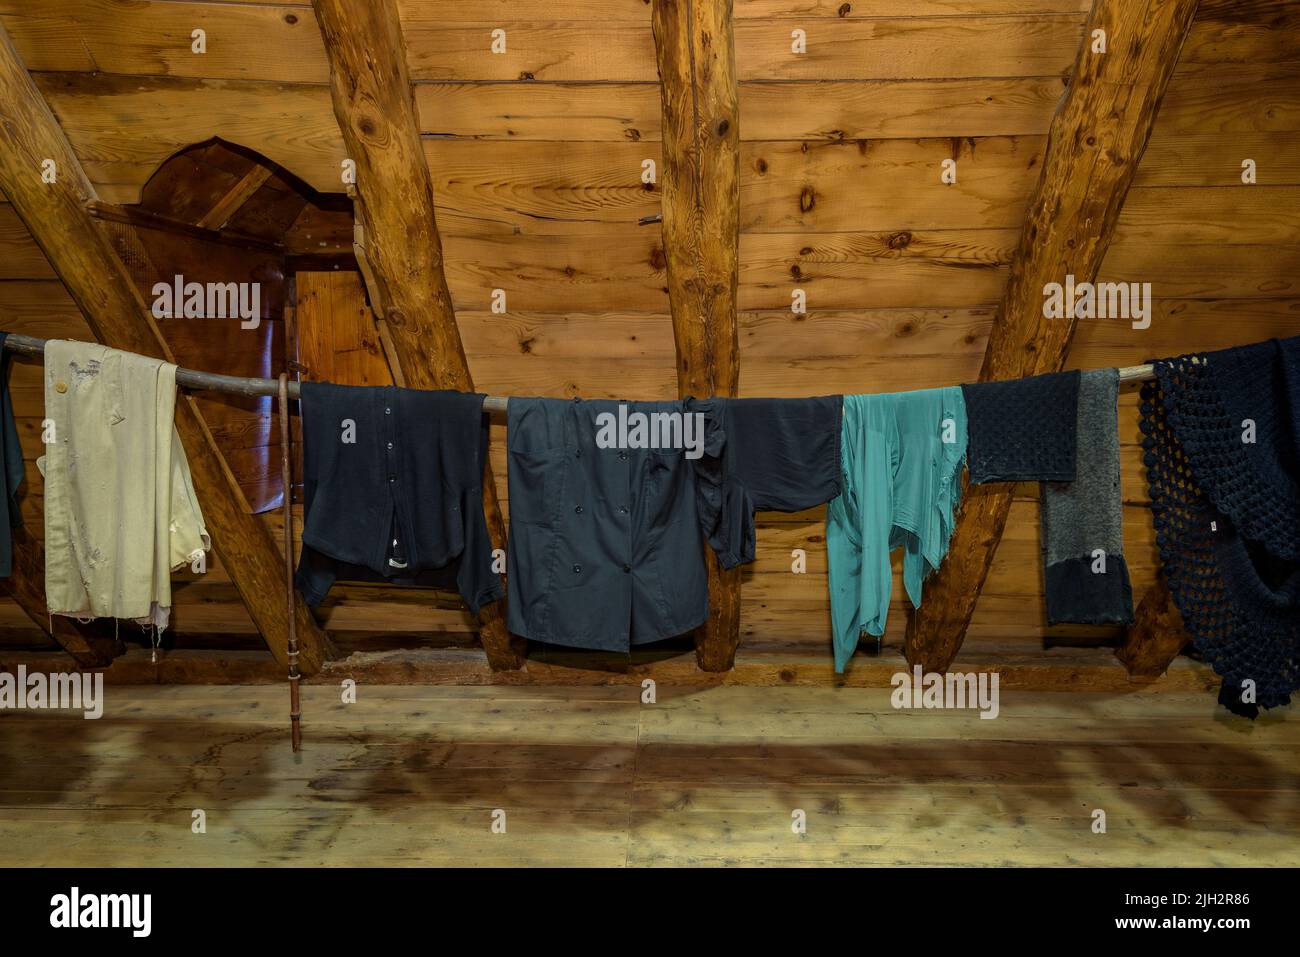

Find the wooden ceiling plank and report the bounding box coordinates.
[652,0,742,672]
[902,0,1202,675]
[310,0,522,671]
[0,20,333,675]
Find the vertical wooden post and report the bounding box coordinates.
[652,0,742,672]
[312,0,521,670]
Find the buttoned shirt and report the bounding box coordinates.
[295,383,502,615]
[506,397,708,650]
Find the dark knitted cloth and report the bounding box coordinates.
[962,370,1080,483]
[1041,369,1134,625]
[1140,336,1300,716]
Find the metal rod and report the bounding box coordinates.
[278,372,302,753]
[2,332,1156,411]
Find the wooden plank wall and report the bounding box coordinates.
[0,0,1297,665]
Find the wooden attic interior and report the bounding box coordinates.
[0,0,1297,689]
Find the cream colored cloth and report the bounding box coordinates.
[38,341,209,631]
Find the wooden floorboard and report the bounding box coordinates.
[0,684,1295,867]
[1,641,1222,692]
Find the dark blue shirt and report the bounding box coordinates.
[295,382,502,615]
[506,397,709,651]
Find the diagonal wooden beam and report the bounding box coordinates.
[652,0,742,672]
[904,0,1200,674]
[195,164,273,231]
[1116,573,1187,676]
[0,21,333,675]
[311,0,522,671]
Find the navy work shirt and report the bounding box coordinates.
[295,382,503,615]
[506,397,709,651]
[687,395,843,569]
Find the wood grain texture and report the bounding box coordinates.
[413,77,1069,141]
[1116,574,1188,677]
[0,0,329,83]
[295,271,393,387]
[401,16,1084,82]
[903,0,1202,674]
[33,71,346,203]
[0,19,331,674]
[311,0,520,670]
[1,682,1296,867]
[653,0,742,672]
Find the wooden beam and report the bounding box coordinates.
[0,22,333,675]
[195,164,274,231]
[311,0,521,671]
[903,0,1200,674]
[86,199,284,253]
[651,0,741,672]
[1116,573,1188,677]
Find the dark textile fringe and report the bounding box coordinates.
[1044,555,1135,627]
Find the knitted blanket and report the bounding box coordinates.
[1140,336,1300,715]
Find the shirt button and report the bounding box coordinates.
[619,451,628,461]
[55,381,68,394]
[384,407,391,415]
[387,442,394,450]
[574,505,584,514]
[572,563,582,574]
[622,563,631,573]
[619,505,629,514]
[388,475,396,483]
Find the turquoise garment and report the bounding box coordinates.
[826,389,968,672]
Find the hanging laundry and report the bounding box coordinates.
[1141,336,1300,716]
[1041,368,1134,625]
[506,397,708,651]
[962,370,1080,483]
[687,395,842,568]
[0,334,24,578]
[39,340,209,630]
[826,388,967,672]
[294,383,503,614]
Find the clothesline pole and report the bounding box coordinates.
[278,373,302,753]
[1,333,1156,411]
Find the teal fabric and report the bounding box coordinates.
[826,388,968,672]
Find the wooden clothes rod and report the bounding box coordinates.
[1,332,1156,414]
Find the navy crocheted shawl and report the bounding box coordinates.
[1139,336,1300,716]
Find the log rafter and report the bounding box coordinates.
[311,0,522,670]
[652,0,742,672]
[903,0,1201,674]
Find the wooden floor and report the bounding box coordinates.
[1,682,1297,867]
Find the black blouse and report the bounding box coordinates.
[294,382,503,615]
